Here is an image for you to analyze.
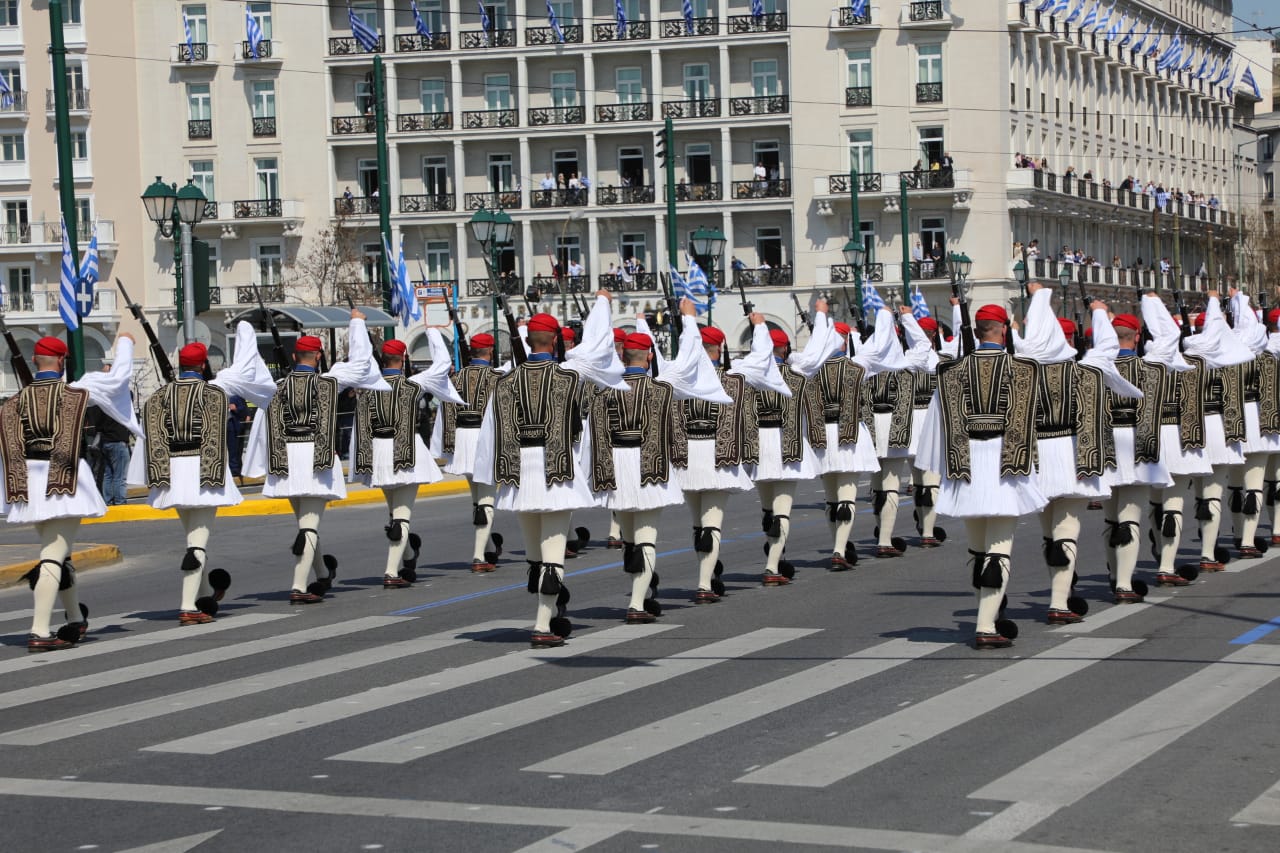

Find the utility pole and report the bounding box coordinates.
[1172,206,1181,287]
[850,168,862,309]
[373,55,394,338]
[48,0,84,378]
[658,117,678,359]
[900,178,911,304]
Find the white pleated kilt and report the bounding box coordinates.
[674,438,754,493]
[601,447,684,511]
[750,427,817,482]
[442,426,481,477]
[873,412,912,459]
[907,406,930,457]
[1158,424,1213,476]
[1104,427,1173,488]
[937,438,1047,518]
[353,436,443,489]
[495,446,599,513]
[2,460,106,523]
[813,422,880,474]
[1242,402,1280,455]
[1035,436,1109,500]
[261,443,347,500]
[147,457,242,510]
[1203,413,1246,467]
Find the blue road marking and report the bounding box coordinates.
[1229,615,1280,645]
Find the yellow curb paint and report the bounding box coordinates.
[0,544,122,588]
[80,480,470,526]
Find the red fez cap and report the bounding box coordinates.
[699,326,726,346]
[1057,318,1077,340]
[833,322,852,338]
[561,326,576,342]
[623,332,653,351]
[1112,314,1140,332]
[612,327,626,343]
[178,342,208,368]
[470,332,495,349]
[974,304,1009,324]
[34,337,67,357]
[1085,327,1094,339]
[918,317,939,333]
[1267,309,1280,327]
[294,335,323,353]
[382,339,407,358]
[769,328,790,348]
[528,313,559,333]
[1193,312,1205,329]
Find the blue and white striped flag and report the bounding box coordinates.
[1216,57,1234,85]
[910,287,930,321]
[1156,30,1182,71]
[1051,0,1070,16]
[1120,15,1136,46]
[1081,1,1100,29]
[1241,67,1262,101]
[672,258,715,314]
[182,12,195,58]
[682,0,695,34]
[245,5,265,59]
[77,226,98,319]
[1107,8,1123,41]
[383,235,421,328]
[0,73,12,110]
[1147,27,1164,57]
[1035,0,1053,12]
[861,280,885,317]
[751,0,765,19]
[348,3,380,52]
[850,0,869,16]
[615,0,627,38]
[478,1,492,46]
[1131,20,1148,54]
[546,0,565,42]
[58,218,79,332]
[411,0,432,38]
[1065,0,1084,24]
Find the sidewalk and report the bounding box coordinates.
[0,544,121,587]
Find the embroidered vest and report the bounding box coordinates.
[0,379,89,501]
[672,370,759,468]
[442,364,499,454]
[589,373,680,492]
[265,372,340,476]
[142,379,228,489]
[353,375,421,476]
[936,349,1038,482]
[491,360,582,487]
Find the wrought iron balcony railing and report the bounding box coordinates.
[531,188,589,208]
[397,111,453,131]
[395,32,451,52]
[734,267,793,287]
[201,200,220,220]
[909,1,945,22]
[899,169,955,190]
[252,116,276,137]
[466,275,523,297]
[233,199,283,219]
[526,24,583,45]
[332,115,376,134]
[462,108,518,129]
[845,86,872,107]
[595,102,652,123]
[915,82,943,103]
[662,98,720,119]
[728,13,787,33]
[333,197,383,216]
[729,95,788,116]
[328,35,384,55]
[464,191,522,210]
[597,272,658,292]
[528,105,585,126]
[399,193,456,213]
[909,259,949,280]
[597,185,655,205]
[830,262,885,283]
[732,179,791,199]
[662,16,718,37]
[241,40,273,59]
[461,28,516,49]
[237,285,284,303]
[838,7,871,26]
[669,182,722,202]
[187,119,212,140]
[828,172,884,193]
[593,21,650,41]
[47,88,89,110]
[178,43,209,62]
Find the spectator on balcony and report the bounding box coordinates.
[1027,239,1040,258]
[557,173,566,190]
[1119,176,1133,191]
[1038,157,1050,172]
[941,152,955,172]
[1012,240,1024,260]
[568,173,582,203]
[1209,195,1220,209]
[933,239,944,261]
[1156,185,1169,211]
[758,259,771,271]
[568,258,584,279]
[342,186,354,215]
[1014,151,1023,168]
[578,173,591,203]
[1112,254,1122,268]
[1082,169,1093,181]
[540,173,555,191]
[1064,165,1076,179]
[753,161,767,194]
[1143,181,1156,197]
[912,160,923,180]
[1160,258,1172,274]
[677,177,691,201]
[912,241,924,264]
[731,256,746,273]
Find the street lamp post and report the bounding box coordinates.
[689,224,726,326]
[468,207,515,352]
[842,238,865,326]
[948,251,973,353]
[141,176,207,344]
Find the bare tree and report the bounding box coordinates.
[1237,206,1280,298]
[282,210,371,306]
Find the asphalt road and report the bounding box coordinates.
[2,478,1280,853]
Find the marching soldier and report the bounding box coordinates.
[431,331,505,572]
[128,323,275,624]
[1,334,139,652]
[917,303,1045,649]
[899,310,948,548]
[1265,307,1280,546]
[352,332,463,588]
[1224,290,1279,559]
[473,293,626,648]
[606,327,626,551]
[243,309,387,603]
[866,309,916,558]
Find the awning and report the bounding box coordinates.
[224,305,396,331]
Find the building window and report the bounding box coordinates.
[848,129,873,174]
[488,153,513,191]
[350,1,378,33]
[751,59,779,97]
[685,142,712,184]
[203,241,219,288]
[361,242,383,284]
[620,232,646,267]
[74,198,91,226]
[481,1,510,30]
[616,67,643,104]
[254,157,279,199]
[756,226,783,268]
[251,81,276,118]
[420,78,446,113]
[618,146,645,186]
[0,1,17,28]
[548,1,575,24]
[920,217,946,263]
[70,130,87,160]
[418,0,444,33]
[753,139,780,180]
[918,125,944,168]
[484,74,511,110]
[3,201,28,244]
[0,67,20,99]
[1,133,24,162]
[1267,173,1275,200]
[64,0,82,25]
[550,71,577,107]
[357,158,379,196]
[916,43,943,103]
[247,2,272,39]
[187,83,211,120]
[65,62,85,95]
[683,63,710,100]
[857,221,875,263]
[552,149,579,183]
[6,268,32,311]
[190,160,215,200]
[422,156,448,195]
[256,243,283,287]
[425,240,451,279]
[183,4,209,43]
[846,48,872,89]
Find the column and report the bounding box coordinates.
[718,42,730,117]
[452,138,466,213]
[450,58,464,128]
[583,53,596,120]
[521,219,535,288]
[656,212,668,271]
[650,48,663,121]
[519,135,532,209]
[585,132,599,203]
[385,57,402,211]
[450,3,462,43]
[588,215,600,289]
[722,209,735,288]
[720,125,732,203]
[455,220,470,297]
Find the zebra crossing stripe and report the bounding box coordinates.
[144,622,679,756]
[328,627,818,765]
[525,637,947,776]
[1233,777,1280,825]
[511,825,625,852]
[968,643,1280,839]
[736,637,1142,788]
[0,621,521,747]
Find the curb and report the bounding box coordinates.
[0,544,123,589]
[80,479,471,526]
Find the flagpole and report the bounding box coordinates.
[48,0,84,379]
[373,54,394,340]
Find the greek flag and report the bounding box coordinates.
[1182,46,1197,73]
[1216,57,1234,85]
[383,235,421,328]
[348,4,380,52]
[1081,2,1100,29]
[58,218,79,332]
[1241,66,1262,100]
[0,73,12,110]
[1065,0,1083,24]
[850,0,869,16]
[77,227,98,319]
[1035,0,1053,12]
[910,287,931,321]
[615,0,627,38]
[1156,31,1180,71]
[546,0,564,42]
[411,0,432,38]
[861,280,885,317]
[1147,27,1163,57]
[182,12,195,58]
[751,0,765,18]
[682,0,695,34]
[672,259,714,314]
[478,1,492,45]
[1107,9,1123,41]
[245,5,264,59]
[1195,51,1210,79]
[1120,15,1136,46]
[1130,20,1147,53]
[1051,0,1070,16]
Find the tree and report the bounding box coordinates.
[282,210,372,306]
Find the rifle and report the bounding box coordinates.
[1073,309,1087,359]
[0,313,33,387]
[1176,290,1193,349]
[791,293,814,333]
[736,271,755,316]
[950,274,976,357]
[116,277,175,385]
[495,292,527,365]
[253,282,289,378]
[841,285,867,340]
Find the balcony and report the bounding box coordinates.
[240,40,276,60]
[169,286,222,308]
[909,259,949,280]
[669,182,722,202]
[0,90,27,117]
[531,275,590,294]
[398,111,453,131]
[233,199,283,219]
[531,188,588,209]
[598,272,658,292]
[187,119,213,140]
[336,282,383,304]
[909,1,945,21]
[662,99,721,119]
[526,24,583,45]
[593,21,650,41]
[334,197,383,216]
[237,285,284,303]
[332,115,376,134]
[732,179,791,200]
[1015,169,1236,229]
[845,86,872,107]
[597,185,655,205]
[595,102,652,123]
[734,267,793,287]
[177,42,210,62]
[830,262,885,283]
[46,88,89,112]
[1,220,116,251]
[828,172,884,193]
[729,95,788,116]
[838,7,872,26]
[252,116,277,138]
[394,32,451,52]
[915,82,943,103]
[464,191,522,211]
[461,29,517,49]
[662,17,718,38]
[899,169,955,190]
[462,108,518,129]
[202,200,220,220]
[0,224,32,246]
[329,35,384,55]
[528,105,585,126]
[399,193,456,213]
[467,275,524,297]
[728,13,787,33]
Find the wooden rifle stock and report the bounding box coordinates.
[0,313,33,386]
[116,278,175,384]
